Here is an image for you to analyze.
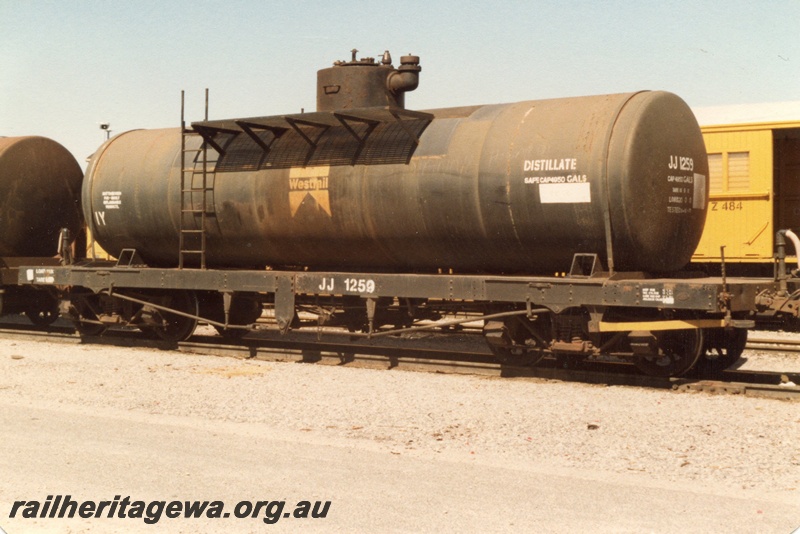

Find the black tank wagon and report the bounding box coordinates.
[82,56,707,274]
[19,50,789,377]
[0,135,83,324]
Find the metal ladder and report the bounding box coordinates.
[179,89,216,269]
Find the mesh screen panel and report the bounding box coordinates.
[213,119,429,172]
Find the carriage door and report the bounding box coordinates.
[773,128,800,239]
[693,128,773,268]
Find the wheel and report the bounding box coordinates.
[214,326,248,340]
[489,343,546,367]
[554,353,577,370]
[71,295,107,336]
[76,322,107,336]
[23,291,60,326]
[213,298,261,340]
[146,291,199,342]
[198,292,261,340]
[485,315,549,367]
[691,328,747,377]
[25,301,59,326]
[25,308,58,326]
[634,328,704,377]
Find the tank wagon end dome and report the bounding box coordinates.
[605,91,709,272]
[0,136,83,257]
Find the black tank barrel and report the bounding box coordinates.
[82,55,708,274]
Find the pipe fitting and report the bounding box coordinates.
[387,55,421,96]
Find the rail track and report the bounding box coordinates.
[746,336,800,353]
[2,320,799,400]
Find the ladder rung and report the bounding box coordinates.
[181,98,211,274]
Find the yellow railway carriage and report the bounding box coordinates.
[692,102,800,275]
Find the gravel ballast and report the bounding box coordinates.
[0,335,798,531]
[1,338,798,492]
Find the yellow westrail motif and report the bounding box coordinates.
[288,166,331,217]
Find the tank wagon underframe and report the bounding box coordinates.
[21,265,768,314]
[19,263,775,377]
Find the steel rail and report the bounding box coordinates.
[747,337,800,353]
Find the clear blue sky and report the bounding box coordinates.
[2,0,799,165]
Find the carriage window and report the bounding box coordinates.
[727,151,750,191]
[708,153,723,193]
[707,151,749,193]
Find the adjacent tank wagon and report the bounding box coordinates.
[0,136,83,257]
[0,136,83,324]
